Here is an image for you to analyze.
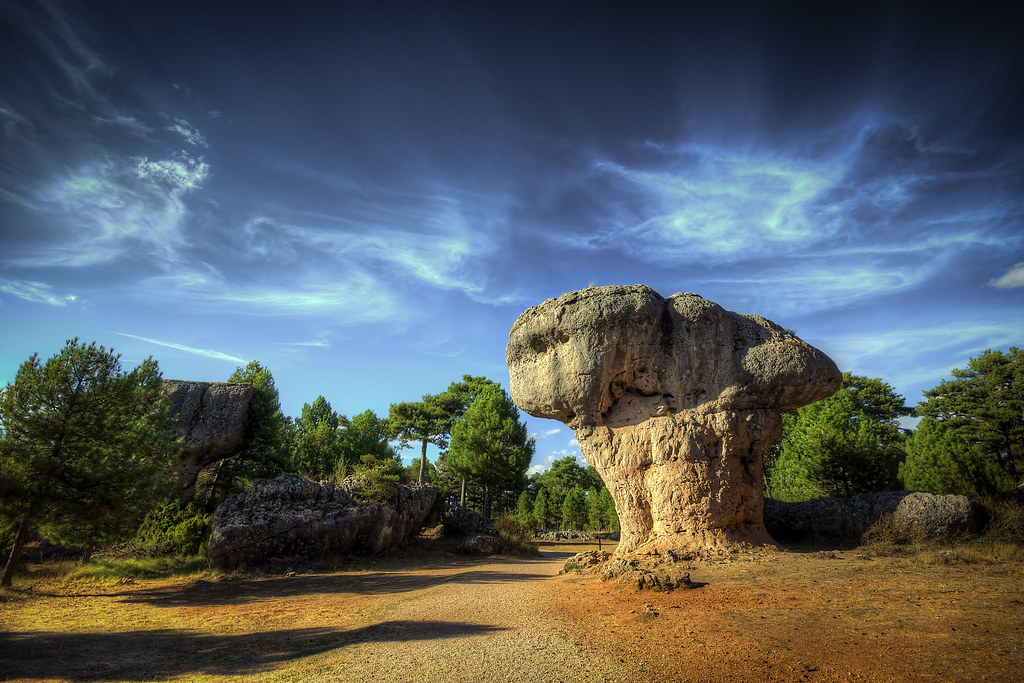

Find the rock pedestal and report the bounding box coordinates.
[507,285,841,560]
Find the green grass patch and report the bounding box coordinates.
[25,555,210,584]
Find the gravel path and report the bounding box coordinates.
[319,551,633,682]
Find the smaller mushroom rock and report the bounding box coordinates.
[506,285,841,558]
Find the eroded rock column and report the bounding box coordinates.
[506,285,841,561]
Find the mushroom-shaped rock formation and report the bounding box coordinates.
[507,285,841,559]
[163,380,254,501]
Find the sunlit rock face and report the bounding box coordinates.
[507,285,841,557]
[163,380,254,501]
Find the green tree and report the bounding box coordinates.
[389,397,446,485]
[448,385,534,519]
[293,395,345,480]
[340,409,396,479]
[586,486,604,530]
[206,361,291,507]
[915,347,1023,485]
[0,340,177,585]
[533,487,553,529]
[900,417,1014,498]
[766,372,911,501]
[598,487,618,531]
[561,485,588,531]
[516,489,535,527]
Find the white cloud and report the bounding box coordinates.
[990,262,1024,288]
[113,333,246,364]
[528,428,561,441]
[527,448,587,476]
[0,279,77,306]
[135,154,209,190]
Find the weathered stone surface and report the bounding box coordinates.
[442,503,493,537]
[456,534,501,554]
[163,380,254,500]
[764,491,980,545]
[507,285,841,558]
[207,474,436,569]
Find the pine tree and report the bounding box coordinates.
[448,385,534,519]
[901,417,1014,498]
[533,487,552,529]
[765,373,910,501]
[1,340,177,585]
[561,485,588,531]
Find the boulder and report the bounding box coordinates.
[507,285,841,561]
[442,503,493,536]
[456,534,501,554]
[163,380,254,501]
[764,491,980,545]
[207,474,436,569]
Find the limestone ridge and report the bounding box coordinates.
[506,285,842,558]
[162,380,254,501]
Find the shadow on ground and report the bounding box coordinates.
[112,556,555,608]
[0,620,508,681]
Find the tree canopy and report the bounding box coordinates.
[765,372,911,501]
[0,340,178,585]
[902,347,1022,496]
[447,384,534,519]
[293,395,345,481]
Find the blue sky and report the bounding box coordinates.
[1,1,1021,473]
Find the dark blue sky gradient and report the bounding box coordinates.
[2,0,1021,471]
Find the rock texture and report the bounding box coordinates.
[207,474,436,569]
[507,285,841,560]
[163,380,254,501]
[764,491,980,545]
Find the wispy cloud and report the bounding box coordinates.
[990,262,1024,288]
[825,320,1024,402]
[527,428,562,441]
[113,333,246,364]
[166,117,207,146]
[0,279,77,306]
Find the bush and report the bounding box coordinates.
[350,454,406,504]
[494,513,537,555]
[132,502,211,557]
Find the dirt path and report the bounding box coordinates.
[313,551,631,682]
[2,544,1023,682]
[0,549,632,682]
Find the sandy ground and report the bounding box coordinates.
[1,542,1022,682]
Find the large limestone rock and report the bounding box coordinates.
[208,474,437,569]
[764,491,980,545]
[507,285,841,559]
[163,380,254,501]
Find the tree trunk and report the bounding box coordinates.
[418,439,428,485]
[81,545,94,564]
[1,518,30,588]
[482,486,492,521]
[459,477,467,506]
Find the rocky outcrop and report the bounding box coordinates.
[507,285,841,562]
[764,491,980,545]
[163,380,254,501]
[207,474,436,569]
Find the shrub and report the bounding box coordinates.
[494,512,537,555]
[132,502,211,557]
[351,454,405,504]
